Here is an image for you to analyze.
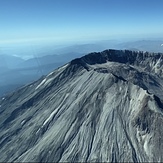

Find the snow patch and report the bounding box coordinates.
[36,128,41,134]
[35,79,47,90]
[142,133,152,155]
[35,75,57,90]
[57,64,68,71]
[42,109,58,126]
[47,71,54,77]
[42,93,70,127]
[44,78,54,86]
[21,120,26,125]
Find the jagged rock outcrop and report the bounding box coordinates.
[0,49,163,162]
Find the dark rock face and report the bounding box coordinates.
[0,49,163,162]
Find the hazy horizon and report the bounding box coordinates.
[1,0,163,59]
[1,0,163,43]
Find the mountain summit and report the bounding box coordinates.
[0,49,163,162]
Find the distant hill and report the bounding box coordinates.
[0,52,84,96]
[116,40,163,52]
[0,55,24,69]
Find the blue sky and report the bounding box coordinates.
[0,0,163,43]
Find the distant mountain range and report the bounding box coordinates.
[0,39,163,96]
[0,52,83,96]
[116,40,163,52]
[0,54,24,69]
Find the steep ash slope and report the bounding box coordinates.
[0,49,163,162]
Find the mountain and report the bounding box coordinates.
[1,39,162,96]
[0,52,83,96]
[117,40,163,53]
[0,49,163,162]
[17,52,83,69]
[0,55,26,96]
[52,43,107,55]
[0,54,24,69]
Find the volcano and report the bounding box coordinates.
[0,49,163,162]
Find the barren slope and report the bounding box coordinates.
[0,49,163,162]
